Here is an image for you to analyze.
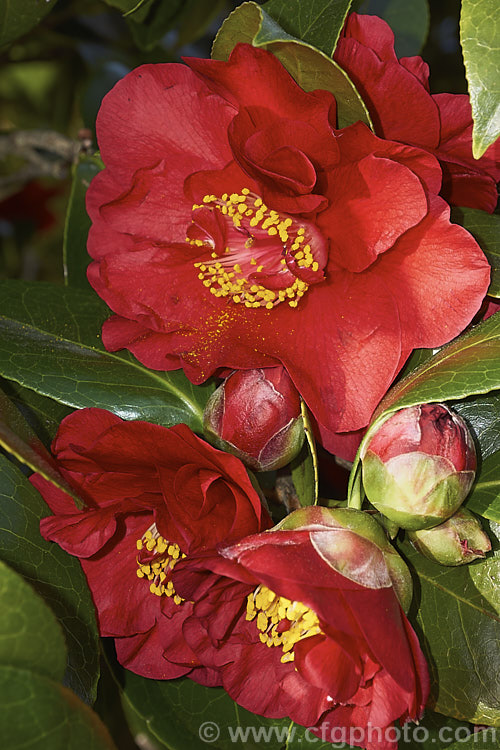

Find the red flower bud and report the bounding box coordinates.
[203,367,304,471]
[408,508,491,566]
[361,404,477,530]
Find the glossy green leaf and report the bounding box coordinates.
[63,155,103,293]
[212,2,372,129]
[451,207,500,298]
[0,455,100,704]
[1,378,72,449]
[460,0,500,159]
[0,280,213,432]
[0,666,117,750]
[375,313,500,418]
[0,0,59,47]
[451,391,500,522]
[451,391,500,461]
[0,387,80,505]
[0,560,66,682]
[262,0,352,56]
[400,525,500,725]
[127,0,183,51]
[466,452,500,523]
[352,0,430,56]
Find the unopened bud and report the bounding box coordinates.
[361,404,476,530]
[277,506,413,611]
[408,508,491,566]
[203,367,304,472]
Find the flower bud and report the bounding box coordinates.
[361,404,476,530]
[408,508,491,566]
[276,506,413,611]
[203,367,304,472]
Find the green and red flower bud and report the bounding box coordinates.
[361,404,477,530]
[276,506,413,611]
[203,367,305,472]
[408,508,491,566]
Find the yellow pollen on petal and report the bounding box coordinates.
[246,584,322,663]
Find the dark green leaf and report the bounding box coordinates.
[0,0,59,47]
[460,0,500,159]
[127,0,183,51]
[374,313,500,418]
[0,666,117,750]
[466,452,500,523]
[212,2,372,129]
[1,378,72,450]
[262,0,353,56]
[451,391,500,460]
[352,0,430,56]
[397,347,435,381]
[451,207,500,298]
[451,391,500,520]
[0,455,100,704]
[0,560,66,682]
[63,155,103,293]
[0,387,81,504]
[400,525,500,725]
[0,280,213,432]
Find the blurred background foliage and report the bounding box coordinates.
[0,0,467,286]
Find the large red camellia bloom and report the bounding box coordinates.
[86,43,490,458]
[173,507,429,750]
[31,407,271,680]
[334,13,500,212]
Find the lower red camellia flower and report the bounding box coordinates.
[173,507,429,750]
[334,13,500,212]
[86,42,490,460]
[30,407,271,681]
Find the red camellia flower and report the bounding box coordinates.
[86,43,490,459]
[173,507,429,750]
[334,13,500,212]
[30,407,271,681]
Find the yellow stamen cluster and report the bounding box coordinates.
[246,584,322,663]
[136,527,186,604]
[190,189,314,309]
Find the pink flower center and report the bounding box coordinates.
[246,584,322,663]
[136,525,186,604]
[186,188,328,310]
